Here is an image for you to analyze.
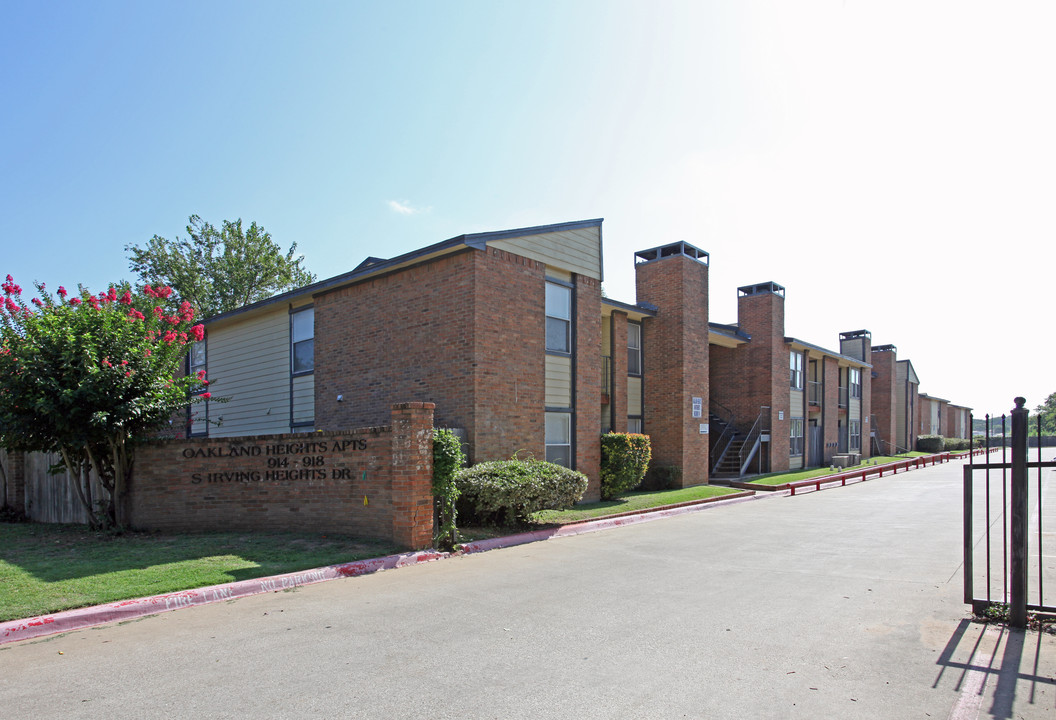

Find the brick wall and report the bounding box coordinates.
[870,349,898,452]
[736,289,790,471]
[573,274,603,499]
[822,356,839,463]
[470,247,548,466]
[635,253,709,486]
[129,403,435,549]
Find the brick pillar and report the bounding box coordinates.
[574,275,602,501]
[635,244,710,486]
[610,311,629,432]
[2,450,26,514]
[736,283,789,472]
[389,402,435,550]
[822,357,839,464]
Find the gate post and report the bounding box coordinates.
[1010,397,1029,628]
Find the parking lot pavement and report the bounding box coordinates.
[1,459,1053,719]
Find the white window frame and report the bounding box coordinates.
[627,417,643,434]
[545,412,572,467]
[790,351,804,390]
[789,417,805,456]
[545,282,572,354]
[187,337,208,437]
[849,419,861,451]
[627,322,642,376]
[291,306,314,375]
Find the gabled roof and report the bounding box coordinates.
[204,219,604,326]
[786,336,871,368]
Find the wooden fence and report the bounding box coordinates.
[2,450,106,524]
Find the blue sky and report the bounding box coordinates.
[3,1,1053,417]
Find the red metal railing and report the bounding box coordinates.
[785,447,997,496]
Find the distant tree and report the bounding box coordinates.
[126,215,316,318]
[0,278,209,528]
[1033,392,1056,435]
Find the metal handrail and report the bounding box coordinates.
[738,406,771,476]
[807,381,822,405]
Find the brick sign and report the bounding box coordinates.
[183,438,368,484]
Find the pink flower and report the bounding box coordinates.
[31,298,42,307]
[196,369,207,380]
[143,349,152,358]
[69,298,81,306]
[127,309,145,321]
[57,286,67,298]
[144,285,157,298]
[191,324,205,341]
[158,286,173,299]
[162,330,177,343]
[179,301,194,322]
[201,392,211,399]
[119,291,133,305]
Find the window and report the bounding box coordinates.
[849,419,861,451]
[291,307,314,374]
[789,418,804,456]
[545,412,572,467]
[627,323,641,376]
[850,368,861,399]
[628,417,642,434]
[790,351,803,389]
[187,338,208,437]
[189,339,206,382]
[545,282,571,353]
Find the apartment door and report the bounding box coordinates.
[809,420,821,467]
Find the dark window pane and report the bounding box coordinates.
[293,338,314,373]
[546,317,569,353]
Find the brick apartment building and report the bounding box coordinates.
[188,219,970,499]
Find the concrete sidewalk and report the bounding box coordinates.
[1,459,1053,719]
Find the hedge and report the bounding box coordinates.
[600,433,651,499]
[455,458,588,525]
[916,434,945,453]
[432,428,465,550]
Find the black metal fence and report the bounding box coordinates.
[963,399,1056,626]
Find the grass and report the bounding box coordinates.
[530,484,742,524]
[0,523,398,622]
[747,452,931,486]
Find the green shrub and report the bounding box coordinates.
[916,435,945,453]
[600,433,651,499]
[432,428,465,550]
[944,437,971,451]
[640,465,682,491]
[455,458,588,526]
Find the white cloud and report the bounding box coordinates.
[388,199,428,216]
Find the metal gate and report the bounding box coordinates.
[963,398,1056,627]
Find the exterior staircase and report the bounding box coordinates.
[709,412,744,479]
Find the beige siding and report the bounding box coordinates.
[189,400,209,436]
[789,455,804,471]
[850,398,861,423]
[601,313,611,355]
[628,376,642,416]
[490,226,601,279]
[207,307,293,437]
[292,373,314,425]
[790,389,804,415]
[545,355,572,408]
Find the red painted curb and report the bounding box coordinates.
[0,550,445,646]
[0,488,774,646]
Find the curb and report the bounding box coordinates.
[0,490,765,646]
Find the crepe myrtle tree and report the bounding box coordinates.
[0,276,210,528]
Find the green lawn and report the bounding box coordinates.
[747,452,930,486]
[530,484,742,524]
[0,523,398,622]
